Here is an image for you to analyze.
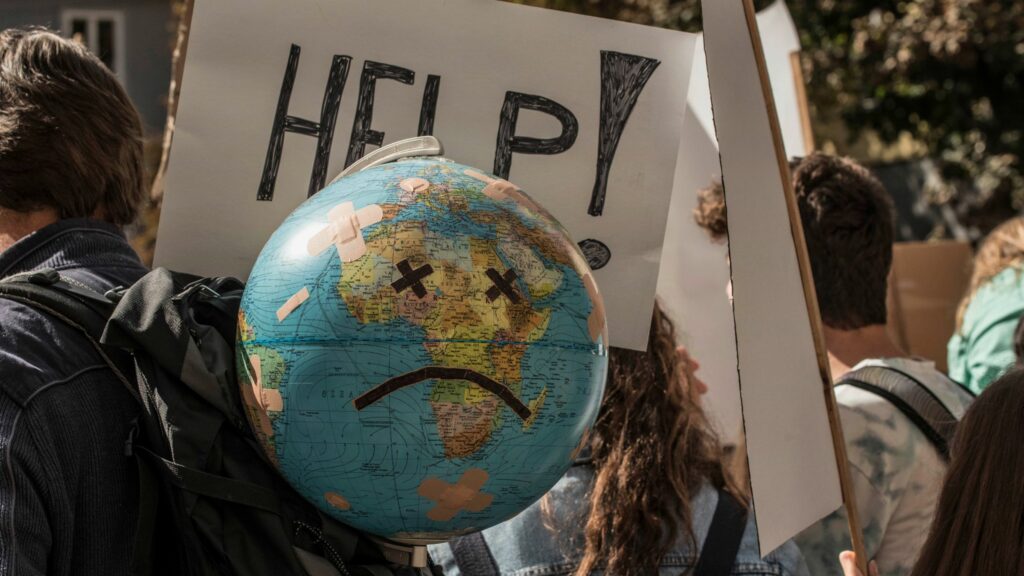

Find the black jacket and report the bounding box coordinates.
[0,219,147,576]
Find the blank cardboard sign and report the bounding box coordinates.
[154,0,698,350]
[887,241,973,373]
[657,0,810,441]
[701,0,842,555]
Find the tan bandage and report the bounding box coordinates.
[463,169,543,212]
[400,177,431,194]
[276,287,310,322]
[463,169,496,185]
[324,491,351,511]
[249,354,283,412]
[417,468,494,522]
[307,202,384,262]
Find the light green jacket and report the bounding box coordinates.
[948,267,1024,394]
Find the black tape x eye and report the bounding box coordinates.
[391,259,434,299]
[485,268,521,303]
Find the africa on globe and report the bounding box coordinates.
[237,152,608,543]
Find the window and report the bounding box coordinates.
[61,10,126,79]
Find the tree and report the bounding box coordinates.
[792,0,1024,236]
[508,0,1024,237]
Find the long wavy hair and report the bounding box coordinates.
[570,302,742,576]
[910,368,1024,576]
[956,217,1024,331]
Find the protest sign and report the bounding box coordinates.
[657,0,810,438]
[887,241,973,372]
[153,0,697,350]
[701,0,852,557]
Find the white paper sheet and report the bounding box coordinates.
[154,0,697,350]
[657,1,810,439]
[701,0,842,555]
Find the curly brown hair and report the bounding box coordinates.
[693,179,728,243]
[0,28,145,225]
[572,302,742,576]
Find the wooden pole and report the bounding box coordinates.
[150,0,195,202]
[789,51,816,153]
[740,0,868,573]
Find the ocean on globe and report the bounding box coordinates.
[237,156,608,543]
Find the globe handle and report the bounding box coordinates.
[330,136,444,185]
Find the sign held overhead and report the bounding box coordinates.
[155,0,698,350]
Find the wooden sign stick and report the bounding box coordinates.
[788,51,816,153]
[738,0,868,572]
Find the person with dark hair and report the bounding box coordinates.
[428,302,810,575]
[694,154,973,576]
[842,367,1024,576]
[0,28,148,574]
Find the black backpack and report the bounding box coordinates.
[837,365,974,460]
[0,267,429,576]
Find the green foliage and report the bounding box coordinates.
[507,0,1024,236]
[791,0,1024,233]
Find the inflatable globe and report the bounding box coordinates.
[237,156,607,543]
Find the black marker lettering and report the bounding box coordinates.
[590,51,660,216]
[346,61,416,167]
[493,92,579,180]
[258,44,351,201]
[418,75,441,136]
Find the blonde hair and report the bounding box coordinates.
[956,217,1024,331]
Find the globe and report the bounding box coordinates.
[237,156,608,543]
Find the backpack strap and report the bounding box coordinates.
[448,532,499,576]
[694,489,748,576]
[837,366,958,460]
[132,445,282,514]
[0,268,139,403]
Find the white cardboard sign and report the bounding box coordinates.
[154,0,697,350]
[702,0,842,555]
[657,0,809,440]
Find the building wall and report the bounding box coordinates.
[0,0,173,133]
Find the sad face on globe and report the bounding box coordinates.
[238,155,607,543]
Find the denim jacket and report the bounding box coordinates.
[429,465,811,576]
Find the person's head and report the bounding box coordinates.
[573,301,738,576]
[792,153,894,330]
[693,155,895,331]
[910,368,1024,576]
[694,179,727,243]
[956,217,1024,331]
[0,28,145,230]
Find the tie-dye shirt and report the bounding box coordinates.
[794,358,973,576]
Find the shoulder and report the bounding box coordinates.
[834,364,950,517]
[834,383,917,442]
[834,384,939,491]
[0,297,106,406]
[962,269,1024,335]
[844,359,973,419]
